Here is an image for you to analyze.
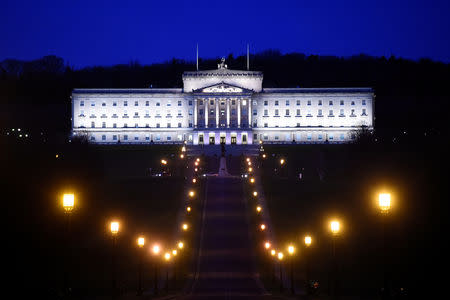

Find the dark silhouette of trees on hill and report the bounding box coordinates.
[0,51,448,139]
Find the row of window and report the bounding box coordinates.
[257,132,350,141]
[263,99,367,106]
[78,110,193,118]
[92,134,176,142]
[80,100,191,107]
[260,108,368,117]
[84,122,191,129]
[79,99,368,107]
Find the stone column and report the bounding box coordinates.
[194,99,198,128]
[237,98,241,128]
[205,98,209,128]
[248,98,252,128]
[227,98,230,128]
[216,99,219,128]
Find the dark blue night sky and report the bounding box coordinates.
[1,0,449,67]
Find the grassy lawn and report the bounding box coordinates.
[256,141,442,297]
[3,142,201,298]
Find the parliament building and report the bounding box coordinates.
[71,59,374,145]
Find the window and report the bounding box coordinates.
[231,109,236,115]
[102,122,106,128]
[134,101,138,106]
[91,122,95,128]
[253,109,257,116]
[351,101,355,105]
[102,135,106,141]
[145,135,150,141]
[145,110,150,117]
[329,101,333,105]
[340,100,344,105]
[264,123,268,127]
[113,102,117,106]
[134,112,139,117]
[307,133,312,140]
[178,122,182,128]
[362,100,366,105]
[199,109,204,115]
[318,100,322,106]
[145,101,149,106]
[113,123,117,128]
[145,124,149,128]
[102,102,106,107]
[178,100,182,106]
[167,136,171,141]
[113,135,117,141]
[318,109,323,116]
[156,102,160,106]
[351,109,355,116]
[275,135,279,140]
[264,100,268,106]
[167,100,171,106]
[124,101,128,106]
[124,135,128,141]
[263,134,268,140]
[340,109,345,116]
[275,109,279,116]
[124,123,128,128]
[318,134,323,140]
[156,123,160,128]
[329,110,334,116]
[178,110,182,116]
[296,123,300,127]
[329,134,334,140]
[134,136,139,141]
[307,100,311,105]
[285,109,290,116]
[189,100,193,106]
[189,122,193,128]
[167,123,171,128]
[210,109,214,115]
[296,100,300,106]
[286,100,290,106]
[264,109,268,116]
[189,109,193,116]
[90,136,95,141]
[362,109,367,116]
[296,109,301,116]
[253,121,257,127]
[210,100,214,105]
[340,134,345,140]
[275,100,279,106]
[80,100,84,106]
[91,102,95,107]
[135,123,138,128]
[232,100,236,105]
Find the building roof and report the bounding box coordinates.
[72,88,183,94]
[262,87,373,94]
[183,68,263,78]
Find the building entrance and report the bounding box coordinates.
[209,136,215,145]
[231,136,237,144]
[220,136,226,144]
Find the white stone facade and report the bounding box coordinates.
[72,65,374,145]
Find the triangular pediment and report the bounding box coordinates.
[193,82,253,94]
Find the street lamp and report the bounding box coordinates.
[264,241,271,250]
[192,178,197,184]
[248,167,253,173]
[161,159,167,165]
[278,252,284,292]
[110,221,120,297]
[256,206,262,213]
[378,192,391,299]
[304,235,312,294]
[280,158,285,165]
[186,206,191,213]
[164,253,171,293]
[329,220,341,300]
[253,191,258,197]
[188,191,195,198]
[62,193,75,295]
[250,177,255,184]
[288,245,296,295]
[178,241,184,250]
[151,244,161,296]
[260,224,266,231]
[137,236,145,296]
[182,223,189,231]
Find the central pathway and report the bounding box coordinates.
[181,159,271,299]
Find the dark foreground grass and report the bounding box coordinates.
[3,142,195,298]
[257,141,445,298]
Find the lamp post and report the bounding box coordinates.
[110,221,119,298]
[378,193,391,299]
[271,249,276,285]
[152,244,161,296]
[164,253,171,293]
[329,220,340,300]
[288,245,295,295]
[278,252,284,292]
[172,250,178,290]
[137,236,145,296]
[62,193,74,295]
[304,235,312,294]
